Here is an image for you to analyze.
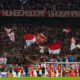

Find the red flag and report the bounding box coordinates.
[24,34,36,46]
[46,41,61,54]
[36,33,47,44]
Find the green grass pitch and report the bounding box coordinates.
[0,77,80,80]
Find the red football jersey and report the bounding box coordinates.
[58,65,61,73]
[47,67,50,71]
[21,69,23,73]
[15,67,19,71]
[78,66,80,70]
[68,66,71,73]
[30,67,34,71]
[54,67,57,74]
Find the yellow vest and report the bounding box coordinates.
[36,67,39,71]
[63,67,66,71]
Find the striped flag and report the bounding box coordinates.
[4,27,15,42]
[24,34,36,46]
[46,41,61,54]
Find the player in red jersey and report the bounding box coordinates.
[14,65,19,77]
[68,65,71,77]
[58,64,61,77]
[54,66,57,77]
[19,65,23,77]
[74,66,77,77]
[78,65,80,77]
[30,67,34,76]
[49,63,51,69]
[47,66,51,77]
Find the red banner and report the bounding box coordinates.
[0,10,80,17]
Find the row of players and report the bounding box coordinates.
[47,64,80,77]
[30,64,80,77]
[0,64,80,77]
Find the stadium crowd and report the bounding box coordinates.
[0,22,80,64]
[0,0,80,10]
[0,0,80,78]
[0,21,80,77]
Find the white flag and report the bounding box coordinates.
[8,32,15,42]
[4,27,12,33]
[70,37,76,50]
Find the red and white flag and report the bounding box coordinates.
[7,32,15,42]
[4,27,15,42]
[4,27,12,33]
[71,37,80,50]
[70,37,77,50]
[36,33,47,44]
[46,41,61,54]
[24,34,36,46]
[63,28,71,34]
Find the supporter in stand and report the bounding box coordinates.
[0,0,79,10]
